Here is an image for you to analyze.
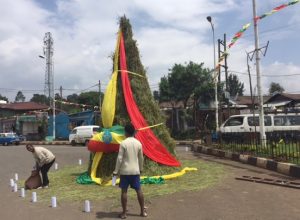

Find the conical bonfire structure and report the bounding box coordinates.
[77,16,196,185]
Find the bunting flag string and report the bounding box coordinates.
[255,0,299,21]
[213,0,299,75]
[228,23,251,49]
[54,99,97,108]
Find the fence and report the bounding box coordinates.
[210,132,300,165]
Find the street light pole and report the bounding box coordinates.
[207,16,219,131]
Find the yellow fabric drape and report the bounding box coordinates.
[101,31,121,128]
[143,167,198,180]
[100,71,118,128]
[100,167,198,186]
[90,152,103,184]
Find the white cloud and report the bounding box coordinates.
[0,0,299,102]
[261,62,300,94]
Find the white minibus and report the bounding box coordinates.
[69,125,101,146]
[220,114,300,141]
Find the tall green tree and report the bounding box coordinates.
[0,94,9,102]
[78,91,100,107]
[30,94,49,105]
[269,82,285,95]
[153,90,159,101]
[15,91,25,102]
[158,76,171,102]
[67,93,79,103]
[227,73,244,96]
[157,62,216,132]
[159,62,215,108]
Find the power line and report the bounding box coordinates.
[228,70,300,77]
[241,22,298,40]
[77,83,99,93]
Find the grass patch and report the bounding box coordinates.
[27,159,225,204]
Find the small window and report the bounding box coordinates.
[248,116,271,126]
[93,127,100,132]
[70,129,77,134]
[287,116,300,126]
[224,117,244,126]
[274,116,292,126]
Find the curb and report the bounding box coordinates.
[23,141,69,145]
[190,143,300,178]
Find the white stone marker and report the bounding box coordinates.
[10,179,14,187]
[32,192,37,202]
[51,196,57,208]
[79,159,82,165]
[14,173,19,181]
[54,163,58,170]
[20,188,25,198]
[13,183,18,192]
[112,176,117,186]
[84,200,91,212]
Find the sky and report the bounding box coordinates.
[0,0,299,102]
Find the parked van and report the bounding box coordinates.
[69,125,101,146]
[220,114,300,141]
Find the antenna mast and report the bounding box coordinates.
[42,32,55,139]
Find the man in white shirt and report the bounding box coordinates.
[26,144,55,188]
[113,123,147,219]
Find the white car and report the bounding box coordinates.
[69,125,100,146]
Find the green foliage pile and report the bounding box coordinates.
[94,16,179,179]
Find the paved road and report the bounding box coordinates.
[0,144,299,220]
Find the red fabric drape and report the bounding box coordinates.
[119,34,180,167]
[88,140,120,153]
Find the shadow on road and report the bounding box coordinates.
[96,211,120,219]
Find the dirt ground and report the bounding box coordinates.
[0,144,299,220]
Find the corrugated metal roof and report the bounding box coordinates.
[0,102,49,110]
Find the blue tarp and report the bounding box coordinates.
[48,111,99,140]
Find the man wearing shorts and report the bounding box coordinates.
[113,123,147,219]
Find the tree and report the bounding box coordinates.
[153,90,159,101]
[55,93,62,101]
[15,91,25,102]
[67,93,79,103]
[159,62,214,108]
[269,82,285,95]
[30,94,49,105]
[78,91,100,107]
[158,62,215,132]
[227,74,244,96]
[0,94,9,102]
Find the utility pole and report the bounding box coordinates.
[99,80,102,112]
[246,42,269,146]
[60,86,63,110]
[246,53,257,147]
[59,86,62,98]
[252,0,266,146]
